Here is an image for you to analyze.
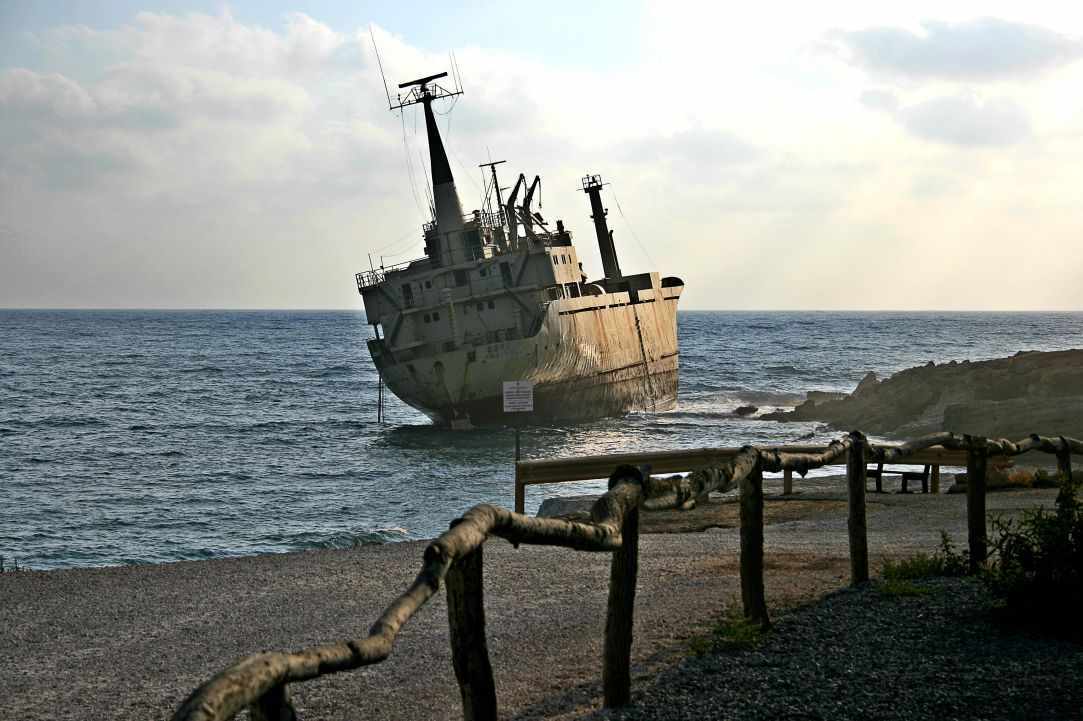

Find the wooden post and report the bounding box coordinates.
[1057,437,1073,483]
[783,468,793,495]
[966,437,988,574]
[446,545,498,721]
[739,460,770,628]
[846,431,869,586]
[603,505,639,708]
[931,464,941,494]
[248,684,296,721]
[514,469,525,515]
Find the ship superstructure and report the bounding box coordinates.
[356,71,684,427]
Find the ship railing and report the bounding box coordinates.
[424,210,506,236]
[171,431,1080,721]
[355,258,424,291]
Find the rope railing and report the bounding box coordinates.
[171,431,1079,721]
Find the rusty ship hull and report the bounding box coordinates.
[371,279,682,425]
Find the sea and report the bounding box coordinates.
[2,310,1081,570]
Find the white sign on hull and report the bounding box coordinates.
[502,381,534,413]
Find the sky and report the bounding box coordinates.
[1,1,1081,310]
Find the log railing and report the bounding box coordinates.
[513,443,976,514]
[171,432,1080,721]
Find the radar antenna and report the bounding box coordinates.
[392,71,463,111]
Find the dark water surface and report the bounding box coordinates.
[2,310,1081,569]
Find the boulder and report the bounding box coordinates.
[735,405,758,417]
[853,372,880,397]
[536,495,595,520]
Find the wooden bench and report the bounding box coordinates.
[866,463,935,493]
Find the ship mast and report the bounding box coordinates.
[393,72,465,265]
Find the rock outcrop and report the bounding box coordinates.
[762,349,1083,439]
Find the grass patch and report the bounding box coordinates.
[688,613,767,656]
[882,532,969,580]
[878,579,933,597]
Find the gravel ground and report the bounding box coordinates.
[0,484,1066,720]
[584,578,1083,721]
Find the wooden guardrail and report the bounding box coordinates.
[514,443,974,513]
[171,432,1079,721]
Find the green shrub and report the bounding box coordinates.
[986,475,1083,639]
[882,532,969,580]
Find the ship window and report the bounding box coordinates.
[477,303,484,312]
[552,256,558,266]
[454,269,468,286]
[433,311,440,321]
[425,280,432,289]
[423,313,431,323]
[480,267,488,277]
[487,300,495,309]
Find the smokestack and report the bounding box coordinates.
[581,174,622,280]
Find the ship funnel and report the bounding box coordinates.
[581,174,622,280]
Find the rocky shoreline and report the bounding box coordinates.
[761,349,1083,440]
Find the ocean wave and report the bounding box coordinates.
[29,416,107,429]
[275,527,412,550]
[765,364,802,374]
[179,366,224,374]
[303,365,354,378]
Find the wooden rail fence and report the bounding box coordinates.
[172,432,1080,721]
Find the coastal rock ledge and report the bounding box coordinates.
[762,349,1083,439]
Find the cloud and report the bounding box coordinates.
[860,87,1030,148]
[832,18,1083,82]
[900,94,1031,147]
[0,68,95,118]
[859,88,899,113]
[617,128,759,178]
